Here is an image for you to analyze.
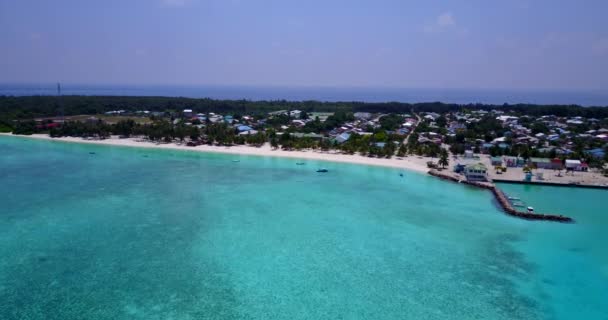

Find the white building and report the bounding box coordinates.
[565,159,588,171]
[289,110,302,118]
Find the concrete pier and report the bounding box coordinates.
[428,170,574,223]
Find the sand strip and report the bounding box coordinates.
[1,133,431,173]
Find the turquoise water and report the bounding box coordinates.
[0,136,606,319]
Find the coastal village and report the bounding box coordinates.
[5,101,608,221]
[16,105,608,190]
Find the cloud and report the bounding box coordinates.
[424,12,457,33]
[160,0,191,7]
[437,12,455,27]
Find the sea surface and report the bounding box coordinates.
[0,135,607,319]
[2,83,608,106]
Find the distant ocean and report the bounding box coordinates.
[1,83,607,106]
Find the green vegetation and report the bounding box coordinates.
[439,149,449,169]
[2,95,606,165]
[2,96,608,124]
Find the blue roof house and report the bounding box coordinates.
[237,125,253,132]
[336,133,351,144]
[586,148,606,159]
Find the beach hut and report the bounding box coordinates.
[550,158,564,170]
[490,156,503,166]
[529,158,552,169]
[503,156,520,167]
[565,159,588,171]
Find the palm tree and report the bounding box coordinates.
[439,149,449,169]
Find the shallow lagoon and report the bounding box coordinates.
[1,136,606,319]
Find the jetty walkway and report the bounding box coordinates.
[428,170,574,223]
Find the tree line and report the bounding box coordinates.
[2,95,607,129]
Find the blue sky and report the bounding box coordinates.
[1,0,607,90]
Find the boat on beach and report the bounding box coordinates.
[527,206,535,213]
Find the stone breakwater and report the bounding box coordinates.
[428,170,574,223]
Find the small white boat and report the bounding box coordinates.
[508,196,520,200]
[527,207,534,213]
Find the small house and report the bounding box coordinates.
[335,133,351,144]
[481,143,494,153]
[550,158,564,170]
[565,159,588,172]
[529,158,552,169]
[289,110,302,119]
[354,112,372,120]
[236,125,253,132]
[504,156,524,167]
[490,156,503,166]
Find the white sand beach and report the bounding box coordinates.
[1,133,432,173]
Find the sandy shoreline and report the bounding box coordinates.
[1,133,431,173]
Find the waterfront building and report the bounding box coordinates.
[464,163,488,181]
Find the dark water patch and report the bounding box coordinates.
[453,232,545,319]
[0,196,242,319]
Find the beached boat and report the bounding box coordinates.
[527,207,535,213]
[316,168,328,173]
